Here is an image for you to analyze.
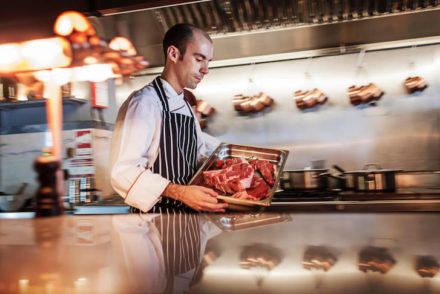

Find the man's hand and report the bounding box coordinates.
[163,183,228,212]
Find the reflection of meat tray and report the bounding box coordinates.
[188,143,289,207]
[208,212,292,231]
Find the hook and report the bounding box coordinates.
[408,42,418,75]
[304,56,313,75]
[248,61,257,83]
[303,56,314,87]
[355,49,366,69]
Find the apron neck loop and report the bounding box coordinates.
[153,77,169,111]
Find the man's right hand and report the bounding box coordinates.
[163,183,228,212]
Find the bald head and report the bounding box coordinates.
[162,23,212,61]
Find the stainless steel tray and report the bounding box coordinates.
[188,143,289,207]
[208,212,292,231]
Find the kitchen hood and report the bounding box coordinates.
[1,1,440,67]
[89,0,440,67]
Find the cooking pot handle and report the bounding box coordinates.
[317,172,330,178]
[332,165,345,174]
[363,163,382,171]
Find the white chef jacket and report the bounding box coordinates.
[110,78,219,212]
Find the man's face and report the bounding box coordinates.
[175,31,213,90]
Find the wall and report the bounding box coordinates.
[1,43,439,200]
[0,81,116,199]
[116,44,440,172]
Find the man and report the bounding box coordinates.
[110,24,227,213]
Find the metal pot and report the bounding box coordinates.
[280,169,328,191]
[340,164,401,192]
[321,172,346,191]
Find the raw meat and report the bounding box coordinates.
[255,160,275,186]
[203,162,254,194]
[232,177,270,200]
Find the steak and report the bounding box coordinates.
[232,176,270,200]
[203,162,254,194]
[255,160,275,186]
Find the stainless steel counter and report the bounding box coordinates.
[1,212,440,294]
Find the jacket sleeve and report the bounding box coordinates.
[110,91,170,212]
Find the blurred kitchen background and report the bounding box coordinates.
[0,0,439,206]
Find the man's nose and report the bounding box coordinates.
[200,63,209,75]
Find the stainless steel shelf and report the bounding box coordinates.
[0,97,87,110]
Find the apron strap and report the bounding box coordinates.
[183,99,196,120]
[153,77,169,111]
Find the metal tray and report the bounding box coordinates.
[208,212,292,231]
[188,143,289,207]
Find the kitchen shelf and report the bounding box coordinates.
[0,97,87,110]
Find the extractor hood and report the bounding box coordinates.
[89,0,440,67]
[1,1,440,67]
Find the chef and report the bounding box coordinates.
[110,23,228,213]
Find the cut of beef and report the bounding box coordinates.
[232,176,270,200]
[203,162,254,194]
[247,177,270,199]
[255,160,275,186]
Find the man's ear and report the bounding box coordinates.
[167,46,180,63]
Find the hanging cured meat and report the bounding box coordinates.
[348,83,384,105]
[184,89,215,129]
[404,76,428,93]
[233,92,274,113]
[294,88,328,110]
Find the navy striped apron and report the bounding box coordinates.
[130,76,199,214]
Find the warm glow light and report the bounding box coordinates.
[52,68,72,85]
[83,56,98,64]
[35,68,72,85]
[34,70,52,82]
[34,64,118,84]
[74,277,88,289]
[109,37,137,56]
[0,44,21,70]
[21,38,71,70]
[55,15,73,36]
[18,279,29,286]
[0,38,72,74]
[18,279,30,293]
[54,11,95,36]
[73,64,119,82]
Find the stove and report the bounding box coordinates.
[273,189,340,202]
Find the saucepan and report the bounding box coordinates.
[280,169,346,191]
[334,164,401,192]
[280,169,329,191]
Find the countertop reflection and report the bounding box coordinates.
[1,212,440,294]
